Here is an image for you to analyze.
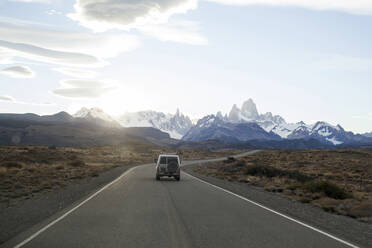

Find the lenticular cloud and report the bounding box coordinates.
[69,0,198,31]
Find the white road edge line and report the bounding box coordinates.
[13,166,139,248]
[183,172,360,248]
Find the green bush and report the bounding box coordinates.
[302,181,350,199]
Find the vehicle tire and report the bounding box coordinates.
[167,161,178,173]
[175,176,180,181]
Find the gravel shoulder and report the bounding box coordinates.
[0,165,133,245]
[183,163,372,248]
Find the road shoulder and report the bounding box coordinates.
[0,165,133,246]
[182,163,372,248]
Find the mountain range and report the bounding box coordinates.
[182,99,371,146]
[0,99,371,148]
[116,109,193,139]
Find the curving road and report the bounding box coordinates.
[3,151,358,248]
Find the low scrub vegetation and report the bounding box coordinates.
[244,164,312,183]
[194,149,372,222]
[301,181,350,200]
[0,144,242,207]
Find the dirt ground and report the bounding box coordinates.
[193,149,372,222]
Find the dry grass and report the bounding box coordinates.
[0,143,244,206]
[193,149,372,222]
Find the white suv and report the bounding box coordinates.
[155,154,181,181]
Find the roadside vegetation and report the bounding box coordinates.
[194,149,372,222]
[0,142,241,207]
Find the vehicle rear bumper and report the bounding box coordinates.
[157,172,180,176]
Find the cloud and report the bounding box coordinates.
[0,65,35,78]
[0,22,140,67]
[53,67,98,78]
[138,20,208,45]
[68,0,198,32]
[317,55,372,72]
[0,40,102,67]
[8,0,52,3]
[60,79,109,88]
[0,48,14,64]
[46,9,63,15]
[52,79,117,99]
[206,0,372,15]
[0,95,15,102]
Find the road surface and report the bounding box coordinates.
[4,151,358,248]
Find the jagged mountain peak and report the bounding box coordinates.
[184,98,365,146]
[117,109,193,139]
[228,104,241,122]
[241,98,259,118]
[74,107,117,123]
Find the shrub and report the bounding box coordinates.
[322,206,336,213]
[244,165,281,178]
[347,201,372,218]
[300,198,311,203]
[244,164,312,182]
[235,161,246,167]
[286,170,312,183]
[90,172,99,177]
[55,165,64,170]
[302,181,350,200]
[221,165,240,173]
[69,160,85,167]
[0,161,23,169]
[226,156,236,163]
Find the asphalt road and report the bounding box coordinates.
[4,151,358,248]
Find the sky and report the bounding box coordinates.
[0,0,372,133]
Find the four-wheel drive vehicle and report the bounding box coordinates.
[155,154,181,181]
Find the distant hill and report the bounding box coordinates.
[175,138,331,150]
[0,112,176,147]
[363,132,372,138]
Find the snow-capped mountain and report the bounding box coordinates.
[74,107,121,128]
[117,109,193,139]
[224,99,356,145]
[227,98,286,133]
[182,114,281,142]
[183,99,370,146]
[72,102,371,146]
[74,107,117,122]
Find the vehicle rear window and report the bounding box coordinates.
[167,157,178,165]
[159,157,166,164]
